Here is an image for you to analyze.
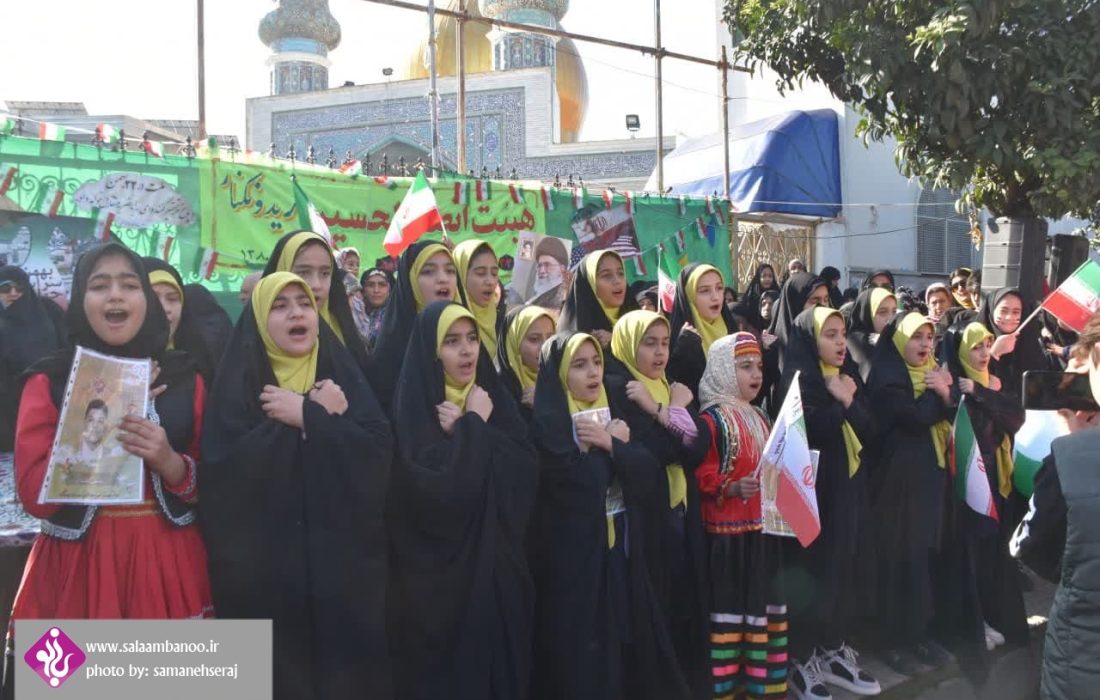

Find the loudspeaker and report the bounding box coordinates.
[982,217,1048,303]
[1048,234,1090,288]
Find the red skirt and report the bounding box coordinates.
[10,499,213,622]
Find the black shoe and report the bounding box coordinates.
[881,647,921,676]
[912,639,952,667]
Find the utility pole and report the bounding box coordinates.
[653,0,664,192]
[721,45,737,287]
[456,0,467,175]
[427,0,441,172]
[197,0,207,140]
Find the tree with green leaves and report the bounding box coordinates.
[723,0,1100,222]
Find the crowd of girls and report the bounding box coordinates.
[0,236,1069,700]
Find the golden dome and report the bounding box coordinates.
[402,0,588,143]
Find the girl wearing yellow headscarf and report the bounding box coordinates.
[497,305,555,414]
[943,321,1029,650]
[252,272,320,395]
[557,250,639,340]
[608,310,712,692]
[866,311,958,670]
[668,262,737,402]
[453,240,502,359]
[779,305,882,692]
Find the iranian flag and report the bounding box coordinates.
[758,371,821,547]
[143,139,165,158]
[453,181,469,205]
[38,184,64,217]
[383,170,444,256]
[602,190,614,209]
[38,122,66,141]
[1040,259,1100,332]
[338,160,362,176]
[197,247,219,280]
[695,216,707,239]
[658,265,677,313]
[156,231,175,260]
[0,164,16,196]
[677,195,687,217]
[475,179,491,202]
[631,255,647,276]
[1012,410,1068,498]
[96,124,119,144]
[951,399,998,520]
[93,209,115,241]
[572,187,586,210]
[293,178,332,243]
[540,186,554,211]
[704,195,715,214]
[624,191,634,216]
[508,183,523,204]
[674,229,686,253]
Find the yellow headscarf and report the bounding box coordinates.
[436,304,478,411]
[893,312,951,468]
[148,270,182,350]
[559,332,617,547]
[582,250,625,326]
[812,307,864,477]
[252,272,320,395]
[453,240,500,358]
[869,287,896,321]
[686,264,729,355]
[958,322,1014,496]
[505,307,554,391]
[409,243,454,312]
[275,231,344,344]
[612,310,686,509]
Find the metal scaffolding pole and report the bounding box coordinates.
[456,0,467,175]
[427,0,442,171]
[653,0,664,193]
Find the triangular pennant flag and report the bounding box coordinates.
[540,186,555,211]
[38,122,66,142]
[143,139,165,158]
[93,208,115,241]
[384,170,444,256]
[95,124,119,144]
[624,191,634,216]
[0,164,16,197]
[704,195,715,215]
[674,229,686,253]
[951,399,999,521]
[658,264,677,314]
[338,160,363,176]
[508,183,523,205]
[631,255,647,276]
[374,176,397,190]
[677,195,687,217]
[602,190,614,209]
[453,181,469,205]
[715,204,726,225]
[156,231,175,260]
[293,178,332,243]
[695,216,707,239]
[38,184,64,218]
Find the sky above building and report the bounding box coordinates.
[3,0,728,144]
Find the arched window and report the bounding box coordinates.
[916,188,977,274]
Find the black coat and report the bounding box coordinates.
[557,252,639,335]
[387,301,538,700]
[200,307,393,700]
[530,334,690,700]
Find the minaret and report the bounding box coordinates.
[478,0,566,71]
[259,0,342,95]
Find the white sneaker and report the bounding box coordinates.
[985,622,1005,647]
[790,654,832,700]
[818,644,882,696]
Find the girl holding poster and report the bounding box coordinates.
[781,307,881,700]
[695,332,788,700]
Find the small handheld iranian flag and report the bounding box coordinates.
[93,208,115,241]
[508,183,523,205]
[38,122,66,142]
[38,184,64,217]
[293,178,332,243]
[453,181,469,205]
[759,371,821,547]
[383,171,444,256]
[1039,259,1100,332]
[96,124,119,144]
[0,164,16,196]
[951,399,998,520]
[540,186,555,211]
[197,247,219,280]
[156,231,175,260]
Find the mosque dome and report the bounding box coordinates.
[402,0,588,143]
[259,0,342,52]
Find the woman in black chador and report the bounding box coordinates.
[530,332,690,700]
[200,271,393,700]
[557,250,639,344]
[666,262,740,402]
[387,301,538,700]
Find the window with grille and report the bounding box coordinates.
[916,188,976,274]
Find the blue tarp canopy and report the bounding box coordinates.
[646,109,842,219]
